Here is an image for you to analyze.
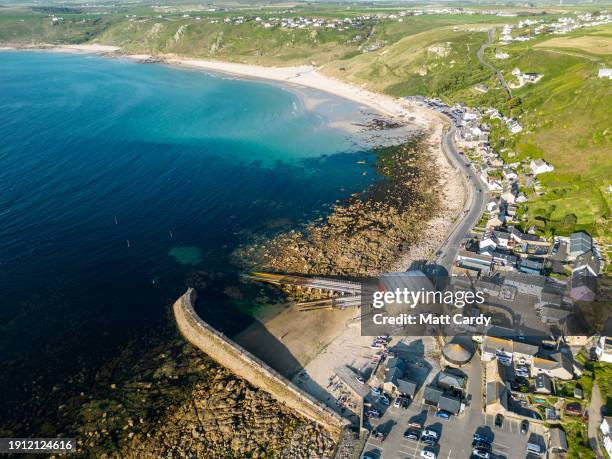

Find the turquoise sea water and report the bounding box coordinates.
[0,51,376,430]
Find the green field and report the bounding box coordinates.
[485,24,612,237]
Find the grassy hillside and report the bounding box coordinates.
[485,24,612,237]
[321,19,611,238]
[1,5,610,237]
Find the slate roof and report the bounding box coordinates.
[438,394,462,415]
[396,379,417,396]
[549,427,568,451]
[535,374,552,393]
[575,250,602,275]
[569,231,592,256]
[438,371,465,390]
[423,385,443,404]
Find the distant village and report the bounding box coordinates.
[121,7,611,41]
[497,12,612,45]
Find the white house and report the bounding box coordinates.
[503,168,519,181]
[508,120,523,134]
[487,180,503,192]
[480,237,497,254]
[493,231,511,249]
[601,417,612,458]
[595,336,612,363]
[598,68,612,79]
[501,191,516,205]
[530,159,555,175]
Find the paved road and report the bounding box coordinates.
[430,126,489,271]
[588,382,605,459]
[476,29,512,99]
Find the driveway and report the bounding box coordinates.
[588,381,605,459]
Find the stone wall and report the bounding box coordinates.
[173,288,350,437]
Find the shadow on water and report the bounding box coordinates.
[190,274,352,425]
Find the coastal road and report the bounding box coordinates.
[477,29,512,99]
[430,125,489,271]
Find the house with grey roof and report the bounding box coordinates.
[438,394,462,415]
[573,250,601,276]
[535,373,553,394]
[569,231,592,259]
[383,357,417,396]
[538,305,571,325]
[548,427,568,453]
[570,269,598,302]
[423,385,443,405]
[518,258,544,275]
[532,352,573,380]
[437,370,466,391]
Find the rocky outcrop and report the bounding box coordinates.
[173,289,349,437]
[236,137,441,276]
[70,333,337,458]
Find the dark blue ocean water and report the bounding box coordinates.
[0,51,375,412]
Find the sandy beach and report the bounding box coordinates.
[5,43,465,410]
[149,53,464,385]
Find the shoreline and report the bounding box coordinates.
[4,42,466,402]
[1,43,435,128]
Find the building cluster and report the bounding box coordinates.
[498,11,612,44]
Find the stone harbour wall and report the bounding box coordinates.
[173,288,350,437]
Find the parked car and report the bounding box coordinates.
[521,420,529,434]
[422,429,438,440]
[393,398,402,408]
[356,376,365,384]
[495,414,504,428]
[472,449,490,459]
[404,429,420,441]
[435,410,451,420]
[420,449,437,459]
[378,395,390,405]
[370,387,381,396]
[473,433,491,444]
[473,442,491,452]
[365,410,380,419]
[421,436,437,447]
